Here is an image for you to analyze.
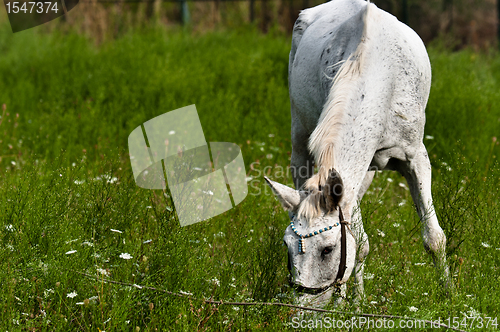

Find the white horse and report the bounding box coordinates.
[265,0,449,307]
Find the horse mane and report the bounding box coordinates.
[297,190,323,222]
[297,2,373,223]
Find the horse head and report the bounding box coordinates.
[265,169,357,307]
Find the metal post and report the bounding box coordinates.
[497,0,500,47]
[250,0,255,22]
[180,0,190,25]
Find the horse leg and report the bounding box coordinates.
[346,171,374,302]
[398,144,449,287]
[291,116,314,189]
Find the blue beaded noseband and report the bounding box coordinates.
[290,219,339,254]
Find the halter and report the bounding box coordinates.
[289,206,351,283]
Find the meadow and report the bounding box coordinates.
[0,21,499,331]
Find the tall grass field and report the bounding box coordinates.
[0,22,499,331]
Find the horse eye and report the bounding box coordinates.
[322,247,333,255]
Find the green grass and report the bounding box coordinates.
[0,23,499,331]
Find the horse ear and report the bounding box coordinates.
[264,177,301,211]
[323,169,343,211]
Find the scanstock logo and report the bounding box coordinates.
[128,105,248,227]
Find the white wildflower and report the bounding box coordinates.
[179,290,193,296]
[110,229,123,233]
[119,253,133,260]
[66,291,78,298]
[364,273,374,280]
[97,268,109,276]
[481,242,490,248]
[44,288,54,298]
[398,182,407,189]
[65,250,77,255]
[466,307,481,318]
[398,200,406,207]
[409,306,418,312]
[387,178,393,183]
[169,130,175,135]
[392,223,400,228]
[425,135,434,140]
[377,229,385,237]
[107,177,118,184]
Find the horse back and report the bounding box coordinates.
[290,0,431,151]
